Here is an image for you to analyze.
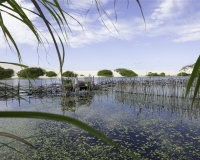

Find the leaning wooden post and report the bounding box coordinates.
[4,81,7,96]
[18,78,20,96]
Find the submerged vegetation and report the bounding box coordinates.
[115,68,138,77]
[1,91,200,159]
[64,79,73,87]
[97,70,113,77]
[17,67,45,78]
[0,66,14,79]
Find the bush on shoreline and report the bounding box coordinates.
[62,71,78,77]
[97,69,113,77]
[177,72,190,76]
[0,66,14,79]
[115,68,138,77]
[146,72,166,77]
[17,67,46,78]
[46,71,57,77]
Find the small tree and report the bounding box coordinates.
[146,72,159,76]
[0,67,14,79]
[159,72,165,76]
[115,68,138,77]
[177,72,190,76]
[46,71,57,77]
[17,67,45,78]
[97,69,113,77]
[62,71,78,77]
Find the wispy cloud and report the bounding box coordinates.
[0,0,40,49]
[1,0,200,51]
[145,0,200,43]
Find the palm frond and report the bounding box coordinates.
[185,55,200,105]
[0,132,36,149]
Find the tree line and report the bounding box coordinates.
[0,66,193,79]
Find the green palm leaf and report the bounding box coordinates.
[0,132,36,149]
[185,55,200,105]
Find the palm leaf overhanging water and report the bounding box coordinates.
[0,0,199,159]
[0,0,145,159]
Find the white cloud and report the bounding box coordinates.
[142,0,200,43]
[0,0,39,49]
[151,0,186,22]
[1,0,200,51]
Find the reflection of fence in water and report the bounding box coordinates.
[114,92,200,121]
[61,94,94,113]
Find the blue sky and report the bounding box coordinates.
[0,0,200,75]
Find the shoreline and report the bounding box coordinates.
[0,63,180,78]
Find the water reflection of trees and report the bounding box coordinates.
[114,92,200,121]
[61,94,94,113]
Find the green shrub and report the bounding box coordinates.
[80,74,84,76]
[146,72,166,76]
[17,67,45,78]
[0,67,14,79]
[64,79,72,87]
[97,69,113,77]
[146,72,159,76]
[114,68,127,73]
[62,71,78,77]
[46,71,57,77]
[115,68,138,77]
[177,72,190,76]
[159,72,165,76]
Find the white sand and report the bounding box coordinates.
[0,63,179,78]
[0,63,123,78]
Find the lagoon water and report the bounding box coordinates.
[0,78,199,159]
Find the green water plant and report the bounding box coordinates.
[0,111,140,160]
[64,79,72,87]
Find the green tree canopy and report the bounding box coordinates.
[97,70,113,77]
[146,72,166,77]
[146,72,159,76]
[177,72,190,76]
[17,67,45,78]
[46,71,57,77]
[62,71,78,77]
[115,68,138,77]
[0,67,14,79]
[159,72,165,76]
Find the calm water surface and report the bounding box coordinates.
[0,90,200,159]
